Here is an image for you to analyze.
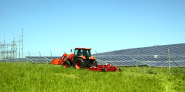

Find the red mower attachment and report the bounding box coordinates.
[86,64,121,72]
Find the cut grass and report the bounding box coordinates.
[0,62,185,92]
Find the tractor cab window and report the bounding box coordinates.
[74,49,83,56]
[83,49,91,57]
[74,49,78,55]
[74,49,91,56]
[80,49,83,55]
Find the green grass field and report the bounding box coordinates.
[0,62,185,92]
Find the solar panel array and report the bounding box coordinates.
[0,56,61,63]
[94,43,185,67]
[0,58,28,62]
[26,56,61,63]
[0,43,185,67]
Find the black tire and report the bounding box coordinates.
[73,58,85,69]
[63,60,71,68]
[91,60,97,67]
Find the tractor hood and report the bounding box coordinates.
[77,56,95,60]
[89,56,95,60]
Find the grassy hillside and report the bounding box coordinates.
[0,62,185,92]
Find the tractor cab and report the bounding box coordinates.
[73,48,91,59]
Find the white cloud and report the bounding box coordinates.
[56,49,60,52]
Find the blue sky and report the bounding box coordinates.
[0,0,185,57]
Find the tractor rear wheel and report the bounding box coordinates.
[63,60,71,68]
[73,58,85,69]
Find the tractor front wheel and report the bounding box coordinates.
[73,58,85,69]
[63,60,71,68]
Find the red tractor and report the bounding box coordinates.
[51,48,121,71]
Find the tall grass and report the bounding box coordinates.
[0,62,185,92]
